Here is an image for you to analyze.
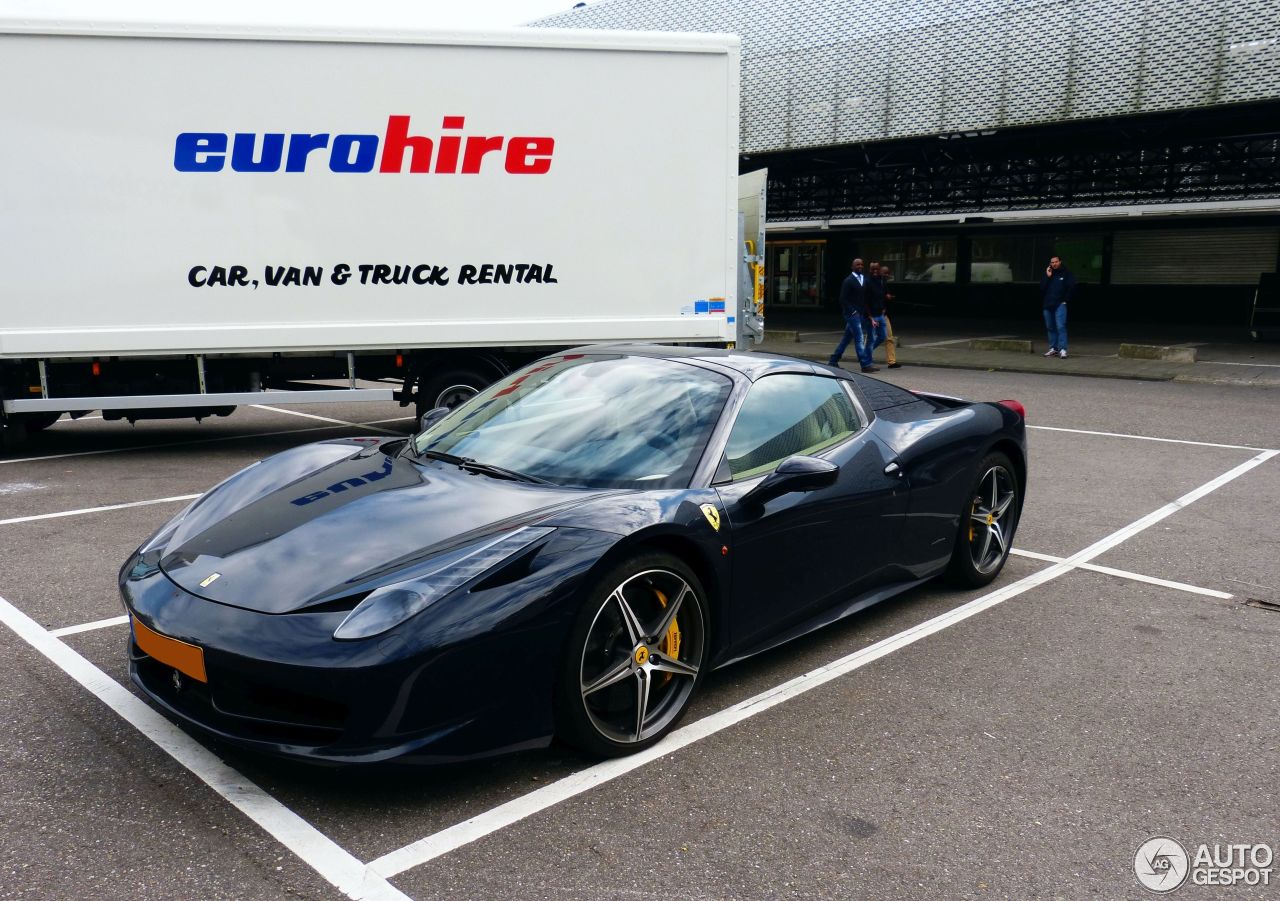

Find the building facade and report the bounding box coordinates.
[537,0,1280,323]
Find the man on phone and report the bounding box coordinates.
[1040,255,1075,358]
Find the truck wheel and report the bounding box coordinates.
[416,368,490,418]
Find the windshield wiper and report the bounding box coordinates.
[416,448,468,465]
[414,447,551,485]
[458,460,554,485]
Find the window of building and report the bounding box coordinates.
[861,239,957,283]
[971,235,1103,283]
[768,241,825,306]
[724,375,861,480]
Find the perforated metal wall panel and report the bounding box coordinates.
[535,0,1280,154]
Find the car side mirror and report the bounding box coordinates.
[418,406,450,433]
[742,455,839,507]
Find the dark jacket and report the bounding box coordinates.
[838,271,870,319]
[1040,267,1076,310]
[866,275,887,316]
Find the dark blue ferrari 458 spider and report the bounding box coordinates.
[120,346,1026,763]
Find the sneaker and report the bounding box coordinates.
[861,365,880,373]
[1043,348,1058,357]
[887,362,902,369]
[1059,349,1068,358]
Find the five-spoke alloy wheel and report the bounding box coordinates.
[557,553,707,756]
[947,452,1020,587]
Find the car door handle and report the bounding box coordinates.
[884,461,902,477]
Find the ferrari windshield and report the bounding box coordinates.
[412,354,732,489]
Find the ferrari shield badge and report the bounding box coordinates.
[699,503,721,532]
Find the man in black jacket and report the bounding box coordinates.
[828,258,878,372]
[1040,256,1076,358]
[865,262,890,364]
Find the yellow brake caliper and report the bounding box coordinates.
[654,588,681,683]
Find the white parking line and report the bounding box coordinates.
[0,494,200,527]
[1027,424,1274,453]
[50,615,130,637]
[908,334,1014,348]
[250,405,403,435]
[366,448,1278,878]
[0,594,411,901]
[1009,549,1234,599]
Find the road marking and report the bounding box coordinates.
[251,405,402,435]
[1010,549,1233,599]
[367,448,1278,878]
[0,494,200,527]
[907,334,1014,348]
[1196,359,1280,369]
[0,594,410,901]
[50,615,130,637]
[1028,424,1274,453]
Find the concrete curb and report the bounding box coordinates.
[1119,343,1197,363]
[969,338,1033,353]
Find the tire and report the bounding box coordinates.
[415,367,491,420]
[946,452,1020,588]
[555,552,709,757]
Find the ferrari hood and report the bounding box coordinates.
[159,438,602,613]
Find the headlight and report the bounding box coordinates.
[332,526,554,641]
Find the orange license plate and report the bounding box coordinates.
[131,615,207,683]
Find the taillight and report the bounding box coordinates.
[998,399,1026,419]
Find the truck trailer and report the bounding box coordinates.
[0,4,763,448]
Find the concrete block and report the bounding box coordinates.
[1119,343,1197,363]
[764,329,800,342]
[969,338,1033,353]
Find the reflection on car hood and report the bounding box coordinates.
[159,439,604,613]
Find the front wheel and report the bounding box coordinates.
[555,553,708,757]
[946,452,1020,588]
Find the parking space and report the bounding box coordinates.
[2,372,1277,899]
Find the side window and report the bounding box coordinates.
[724,375,862,480]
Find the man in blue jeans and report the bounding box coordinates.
[865,261,889,363]
[1040,255,1076,358]
[828,258,878,372]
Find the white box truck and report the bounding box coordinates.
[0,4,764,447]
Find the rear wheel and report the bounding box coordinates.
[556,553,708,757]
[415,367,491,420]
[946,452,1020,588]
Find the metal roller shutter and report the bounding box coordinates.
[1111,229,1280,285]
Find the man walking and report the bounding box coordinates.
[1040,255,1075,358]
[879,265,902,368]
[865,262,889,365]
[828,257,878,372]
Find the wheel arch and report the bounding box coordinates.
[988,437,1027,514]
[567,526,728,659]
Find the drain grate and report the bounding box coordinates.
[1244,598,1280,613]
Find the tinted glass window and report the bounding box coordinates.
[413,355,732,489]
[724,375,861,480]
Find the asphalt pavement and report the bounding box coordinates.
[2,362,1278,900]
